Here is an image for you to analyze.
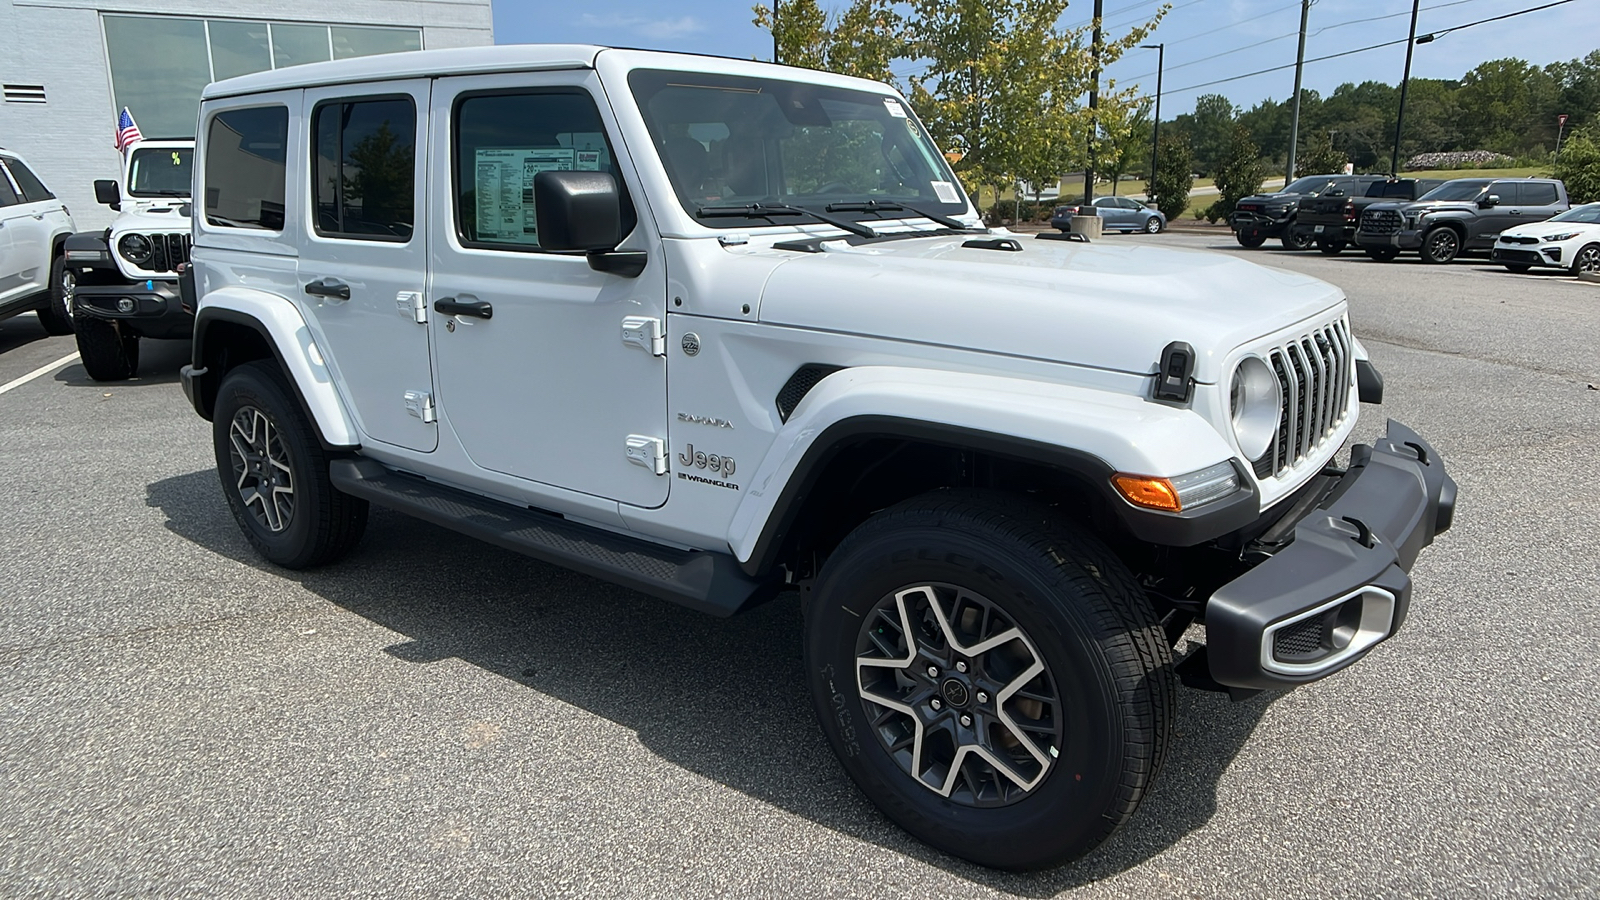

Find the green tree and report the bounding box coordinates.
[1172,93,1236,176]
[1097,99,1151,193]
[1455,58,1552,155]
[1553,128,1600,204]
[1205,122,1265,222]
[1148,130,1193,221]
[1293,129,1346,177]
[752,0,903,81]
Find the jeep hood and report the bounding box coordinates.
[755,233,1345,382]
[109,205,192,236]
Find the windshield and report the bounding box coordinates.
[1550,203,1600,224]
[127,146,193,197]
[628,69,966,228]
[1281,176,1335,195]
[1417,179,1491,202]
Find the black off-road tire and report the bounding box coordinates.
[1364,246,1399,262]
[1317,238,1346,256]
[36,256,75,335]
[1236,230,1266,248]
[805,491,1175,871]
[1281,225,1314,251]
[212,361,368,569]
[1420,226,1461,264]
[74,316,139,381]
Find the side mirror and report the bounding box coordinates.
[94,179,121,210]
[533,170,622,252]
[1479,194,1499,209]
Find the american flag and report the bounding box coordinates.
[114,107,142,153]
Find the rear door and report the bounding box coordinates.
[297,80,436,452]
[1512,182,1564,227]
[1478,181,1529,245]
[0,165,24,308]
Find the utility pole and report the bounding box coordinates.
[1141,43,1163,204]
[1390,0,1421,176]
[1285,0,1311,182]
[1083,0,1103,204]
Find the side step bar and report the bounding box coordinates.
[329,459,776,617]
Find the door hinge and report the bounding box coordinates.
[397,291,426,324]
[403,390,436,424]
[621,316,665,357]
[624,435,667,475]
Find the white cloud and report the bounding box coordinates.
[576,13,705,40]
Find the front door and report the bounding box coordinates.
[427,71,669,508]
[297,80,436,452]
[0,169,23,307]
[0,159,52,304]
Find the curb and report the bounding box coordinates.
[1580,271,1600,285]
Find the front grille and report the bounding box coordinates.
[1360,209,1401,235]
[1251,318,1353,479]
[142,232,192,273]
[1500,235,1538,245]
[1236,203,1262,213]
[1272,616,1326,661]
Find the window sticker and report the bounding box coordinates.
[930,180,961,204]
[883,98,908,118]
[561,132,610,171]
[473,147,574,243]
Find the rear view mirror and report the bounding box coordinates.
[533,170,621,252]
[1479,194,1499,209]
[94,179,120,210]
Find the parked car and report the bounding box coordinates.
[1354,177,1569,264]
[1292,178,1445,255]
[1230,174,1383,250]
[0,147,76,334]
[180,45,1455,871]
[62,139,195,380]
[1051,196,1165,233]
[1491,202,1600,275]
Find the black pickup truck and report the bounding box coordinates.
[1292,178,1444,255]
[1230,174,1385,249]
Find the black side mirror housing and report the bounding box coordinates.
[94,179,120,211]
[533,170,622,252]
[1479,194,1499,209]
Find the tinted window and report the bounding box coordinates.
[1418,180,1491,202]
[1518,182,1559,207]
[205,106,288,230]
[0,165,19,206]
[127,146,193,197]
[453,90,629,250]
[1550,203,1600,224]
[4,157,54,201]
[313,97,416,241]
[1283,176,1335,195]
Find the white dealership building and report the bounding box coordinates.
[0,0,492,229]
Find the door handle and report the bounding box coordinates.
[303,277,351,300]
[434,295,493,319]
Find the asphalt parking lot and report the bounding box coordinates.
[3,234,1598,898]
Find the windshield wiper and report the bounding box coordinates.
[697,203,877,239]
[825,200,977,232]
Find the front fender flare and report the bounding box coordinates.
[728,366,1254,574]
[191,287,359,448]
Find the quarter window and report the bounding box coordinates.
[313,97,417,241]
[4,157,54,202]
[453,90,629,250]
[205,106,288,230]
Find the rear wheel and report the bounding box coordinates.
[36,257,75,335]
[74,316,139,381]
[1571,243,1600,276]
[806,492,1174,870]
[1236,230,1266,248]
[1317,238,1346,256]
[1420,227,1461,264]
[212,361,368,568]
[1364,246,1399,262]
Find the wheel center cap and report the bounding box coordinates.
[941,678,970,708]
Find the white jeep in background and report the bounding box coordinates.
[178,46,1457,870]
[61,139,195,380]
[0,146,76,334]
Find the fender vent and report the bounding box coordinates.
[775,364,843,422]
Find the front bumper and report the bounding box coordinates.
[73,279,193,340]
[1229,211,1291,236]
[1204,420,1456,690]
[1491,245,1562,268]
[1295,221,1354,242]
[1354,228,1423,251]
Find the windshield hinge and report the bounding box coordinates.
[621,316,665,357]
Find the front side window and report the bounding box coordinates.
[313,97,416,240]
[205,106,288,230]
[453,90,629,250]
[628,68,964,228]
[128,146,193,197]
[3,157,53,201]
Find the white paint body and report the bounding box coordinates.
[192,45,1361,562]
[0,149,75,312]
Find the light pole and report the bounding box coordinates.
[1390,0,1422,175]
[1285,0,1311,182]
[1141,43,1163,205]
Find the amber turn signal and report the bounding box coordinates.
[1111,474,1182,512]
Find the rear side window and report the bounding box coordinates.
[1518,182,1558,207]
[452,89,631,250]
[4,157,54,201]
[205,105,289,230]
[312,96,416,241]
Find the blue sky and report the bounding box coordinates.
[490,0,1598,115]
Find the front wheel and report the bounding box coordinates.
[37,257,75,335]
[1364,246,1399,262]
[1571,243,1600,276]
[213,361,368,568]
[1317,238,1346,256]
[1420,227,1461,264]
[1281,226,1314,251]
[74,316,139,381]
[806,492,1174,870]
[1143,216,1162,234]
[1236,230,1266,248]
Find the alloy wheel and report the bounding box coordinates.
[1577,245,1600,274]
[1427,229,1459,262]
[855,583,1062,808]
[227,405,295,533]
[60,268,75,318]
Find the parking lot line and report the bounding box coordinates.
[0,351,80,396]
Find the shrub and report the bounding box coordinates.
[1205,123,1266,223]
[1149,132,1195,222]
[1553,130,1600,204]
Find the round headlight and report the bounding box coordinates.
[1230,356,1281,461]
[118,233,152,264]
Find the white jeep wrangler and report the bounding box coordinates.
[62,139,195,380]
[180,46,1456,870]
